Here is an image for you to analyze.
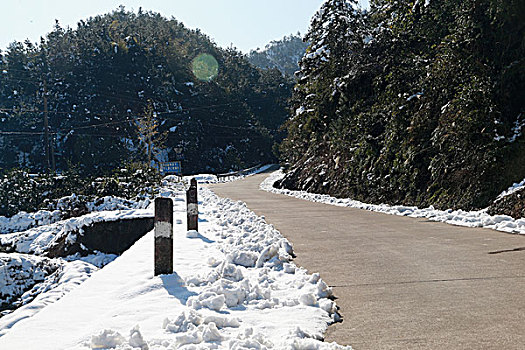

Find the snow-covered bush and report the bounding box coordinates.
[0,163,161,219]
[0,253,61,313]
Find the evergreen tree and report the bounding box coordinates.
[248,34,308,76]
[282,0,365,166]
[279,0,525,210]
[135,100,167,165]
[0,8,292,174]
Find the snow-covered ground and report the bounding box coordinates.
[0,204,150,332]
[0,253,102,334]
[0,195,151,234]
[0,208,152,256]
[182,164,276,185]
[0,210,62,235]
[261,170,525,235]
[0,178,350,349]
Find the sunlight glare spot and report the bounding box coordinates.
[191,53,219,82]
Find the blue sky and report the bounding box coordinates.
[0,0,368,53]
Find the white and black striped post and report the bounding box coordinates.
[187,178,198,231]
[154,197,173,276]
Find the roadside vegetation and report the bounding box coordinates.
[278,0,525,211]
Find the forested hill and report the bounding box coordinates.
[278,0,525,210]
[247,34,309,77]
[0,8,293,174]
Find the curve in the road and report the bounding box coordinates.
[209,172,525,350]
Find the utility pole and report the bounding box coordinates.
[50,134,56,173]
[43,80,50,171]
[148,134,152,165]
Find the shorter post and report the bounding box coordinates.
[154,197,173,276]
[187,178,198,231]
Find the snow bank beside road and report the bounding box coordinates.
[496,177,525,200]
[0,181,351,349]
[262,170,525,235]
[177,164,277,185]
[0,195,151,235]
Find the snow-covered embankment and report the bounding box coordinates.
[0,180,351,349]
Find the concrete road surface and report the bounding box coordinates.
[209,172,525,350]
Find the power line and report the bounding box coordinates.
[0,108,40,113]
[0,117,278,137]
[0,92,281,142]
[0,94,276,116]
[0,130,48,135]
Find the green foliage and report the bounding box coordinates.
[279,0,525,210]
[247,34,309,77]
[0,163,161,217]
[134,100,167,165]
[0,8,292,174]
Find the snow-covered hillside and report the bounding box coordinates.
[0,179,350,349]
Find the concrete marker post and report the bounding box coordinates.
[154,197,173,276]
[187,178,198,231]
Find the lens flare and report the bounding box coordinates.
[191,53,219,82]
